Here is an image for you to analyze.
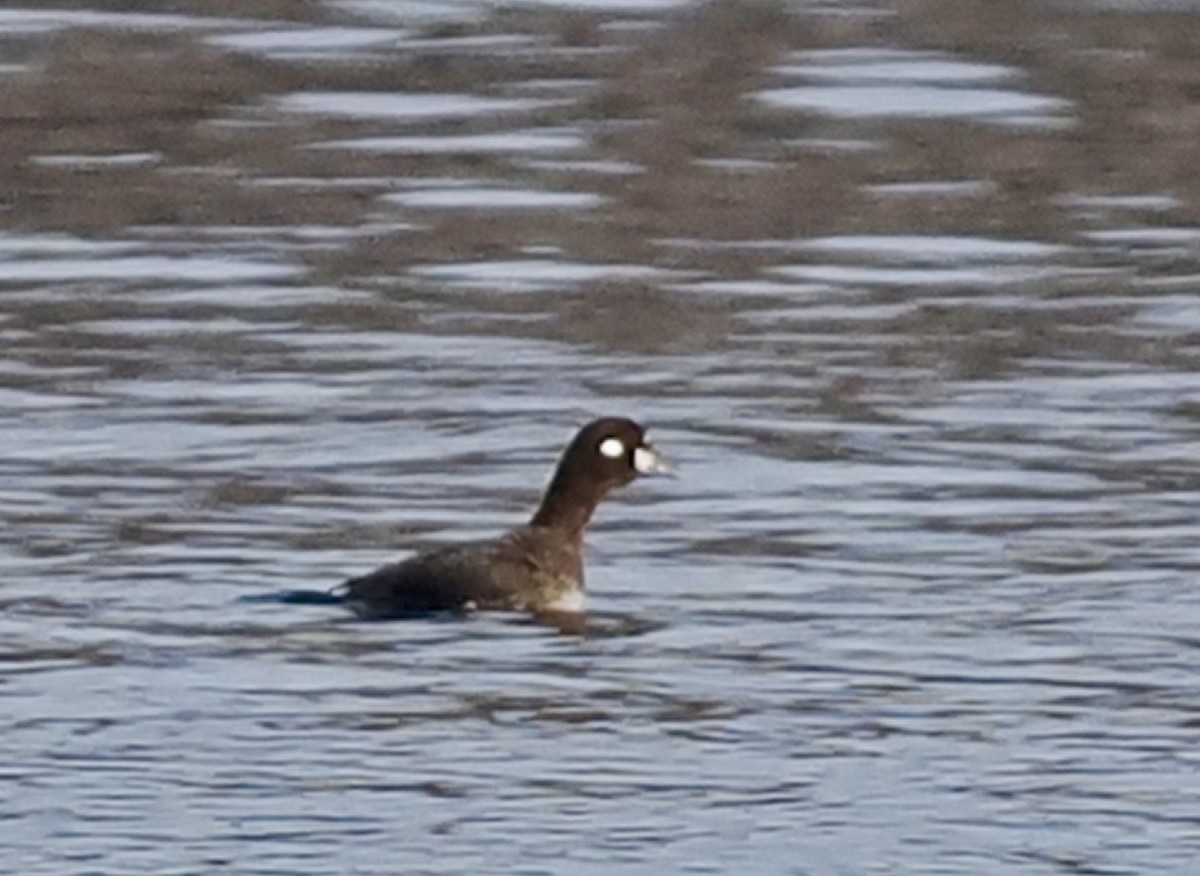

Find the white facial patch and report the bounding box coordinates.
[599,437,626,459]
[634,445,665,475]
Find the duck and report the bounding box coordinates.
[337,417,668,619]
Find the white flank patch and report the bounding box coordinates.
[544,590,585,613]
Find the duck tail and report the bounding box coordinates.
[239,587,346,606]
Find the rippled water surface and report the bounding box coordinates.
[4,1,1200,873]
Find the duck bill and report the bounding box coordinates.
[633,444,672,476]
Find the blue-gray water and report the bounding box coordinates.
[3,1,1200,873]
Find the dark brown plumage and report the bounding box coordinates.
[339,417,668,618]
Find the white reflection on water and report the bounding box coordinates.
[759,48,1073,126]
[312,128,588,155]
[207,26,410,59]
[270,91,561,121]
[0,8,237,33]
[383,186,605,211]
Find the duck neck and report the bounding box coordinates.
[529,470,606,535]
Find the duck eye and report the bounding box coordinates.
[598,437,626,459]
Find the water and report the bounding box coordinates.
[3,1,1200,873]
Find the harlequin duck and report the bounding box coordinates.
[337,417,668,618]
